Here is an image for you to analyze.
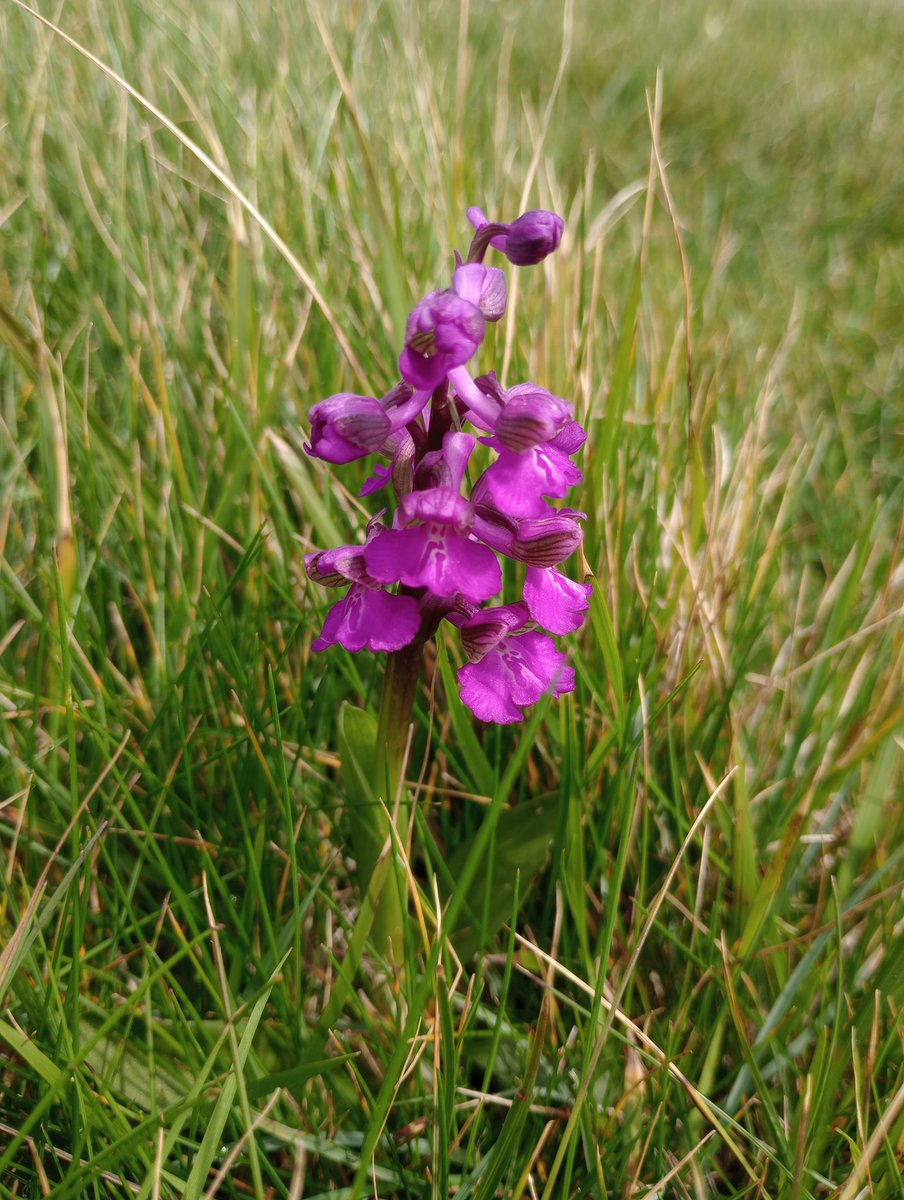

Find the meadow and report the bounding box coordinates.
[1,0,902,1195]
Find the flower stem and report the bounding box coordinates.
[367,636,422,968]
[375,638,423,807]
[370,597,448,967]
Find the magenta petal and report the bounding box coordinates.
[550,419,587,455]
[382,384,430,430]
[458,602,530,660]
[441,432,477,491]
[496,385,573,451]
[365,526,501,603]
[305,544,369,587]
[456,659,523,723]
[482,445,583,517]
[415,434,476,494]
[400,290,485,390]
[467,206,508,251]
[399,344,448,392]
[305,393,391,464]
[420,533,501,602]
[507,509,585,567]
[447,366,504,431]
[400,487,473,532]
[359,465,392,497]
[452,263,507,322]
[467,206,489,231]
[523,567,592,635]
[503,210,564,266]
[457,631,575,724]
[311,585,420,653]
[364,528,425,585]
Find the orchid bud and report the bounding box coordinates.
[305,545,369,587]
[452,262,507,322]
[305,201,584,727]
[398,487,474,536]
[305,394,391,464]
[503,210,564,266]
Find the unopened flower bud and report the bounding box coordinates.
[503,210,564,266]
[305,394,391,464]
[305,545,369,587]
[452,262,507,322]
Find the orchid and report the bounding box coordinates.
[305,207,588,725]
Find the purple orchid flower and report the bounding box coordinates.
[473,498,586,568]
[363,434,502,605]
[477,440,583,518]
[305,383,428,465]
[399,290,485,391]
[365,489,502,605]
[312,586,421,653]
[358,428,417,498]
[493,382,574,450]
[452,262,507,322]
[455,602,575,724]
[523,567,593,635]
[305,544,421,653]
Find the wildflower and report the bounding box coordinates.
[364,435,503,605]
[305,544,421,653]
[503,209,565,266]
[455,603,575,724]
[304,205,586,725]
[494,382,573,450]
[451,262,507,322]
[477,440,583,518]
[466,206,565,266]
[305,383,427,465]
[399,290,485,391]
[522,567,593,635]
[472,502,586,568]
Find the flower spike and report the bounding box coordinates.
[305,206,586,724]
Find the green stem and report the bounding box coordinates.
[366,382,452,965]
[367,637,423,967]
[369,597,448,966]
[375,638,424,806]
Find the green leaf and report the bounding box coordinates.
[245,1053,356,1102]
[337,702,382,888]
[588,578,626,735]
[436,635,496,797]
[0,1017,63,1088]
[0,822,108,1009]
[445,792,559,958]
[182,984,275,1200]
[469,994,550,1200]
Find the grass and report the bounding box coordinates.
[1,0,902,1195]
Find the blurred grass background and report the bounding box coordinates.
[1,0,902,1196]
